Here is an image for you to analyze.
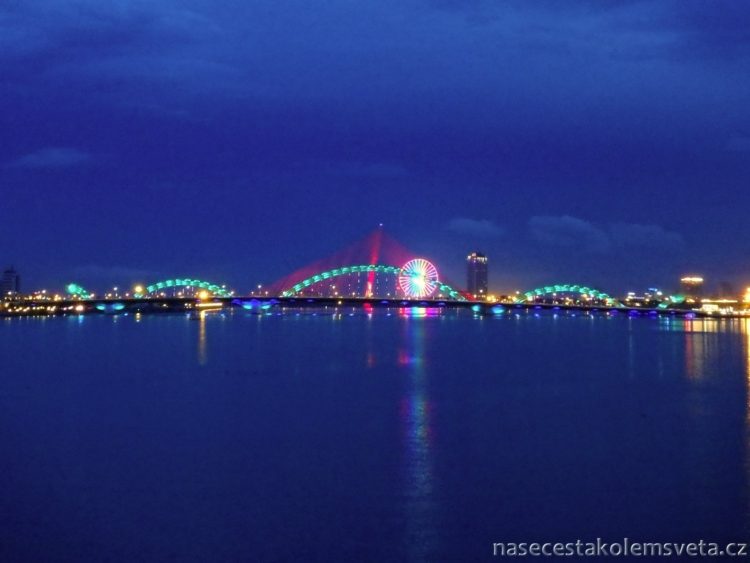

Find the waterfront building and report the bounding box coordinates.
[466,252,488,298]
[1,267,20,297]
[680,276,704,298]
[624,288,663,307]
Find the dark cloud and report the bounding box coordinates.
[609,223,684,250]
[428,0,750,62]
[530,216,685,254]
[0,1,216,58]
[318,160,410,179]
[529,216,611,253]
[6,147,91,168]
[658,1,750,60]
[726,137,750,152]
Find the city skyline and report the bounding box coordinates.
[0,225,745,298]
[2,2,750,293]
[2,242,744,301]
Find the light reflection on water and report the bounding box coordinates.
[399,316,436,561]
[656,317,722,380]
[197,311,207,365]
[3,309,750,559]
[656,317,750,535]
[744,319,750,536]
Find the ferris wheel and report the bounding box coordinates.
[399,258,439,298]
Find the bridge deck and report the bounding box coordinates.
[2,295,740,319]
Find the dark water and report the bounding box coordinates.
[1,309,749,561]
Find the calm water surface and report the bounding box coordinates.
[1,310,749,561]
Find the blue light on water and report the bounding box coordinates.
[240,299,261,311]
[95,303,125,313]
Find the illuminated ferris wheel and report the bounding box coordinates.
[398,258,439,298]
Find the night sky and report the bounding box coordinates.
[2,1,749,295]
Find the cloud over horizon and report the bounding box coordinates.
[447,217,504,238]
[529,215,611,253]
[529,216,684,253]
[7,147,92,169]
[609,222,685,250]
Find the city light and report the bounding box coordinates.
[6,237,750,320]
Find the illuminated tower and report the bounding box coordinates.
[1,267,20,297]
[466,252,488,298]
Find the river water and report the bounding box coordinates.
[1,309,748,561]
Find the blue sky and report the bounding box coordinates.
[1,1,749,294]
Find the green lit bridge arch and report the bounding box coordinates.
[658,295,686,309]
[139,278,232,298]
[516,284,623,307]
[66,283,94,299]
[280,264,467,301]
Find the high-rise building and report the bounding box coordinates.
[1,267,20,297]
[466,252,488,297]
[680,275,704,298]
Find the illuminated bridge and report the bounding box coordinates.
[42,228,708,319]
[515,284,624,308]
[268,228,469,301]
[66,279,232,299]
[279,262,466,301]
[136,279,232,298]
